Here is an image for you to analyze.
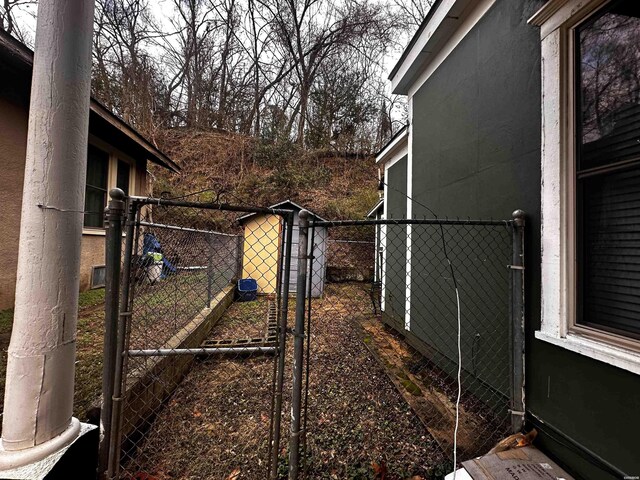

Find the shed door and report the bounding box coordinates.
[281,214,325,298]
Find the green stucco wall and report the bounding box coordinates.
[404,0,640,477]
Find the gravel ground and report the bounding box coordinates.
[124,284,447,480]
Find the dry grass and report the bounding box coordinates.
[124,285,447,480]
[150,129,379,221]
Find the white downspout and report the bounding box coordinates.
[0,0,94,469]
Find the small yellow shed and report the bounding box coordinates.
[239,212,282,294]
[238,201,328,297]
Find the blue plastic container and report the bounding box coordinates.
[237,278,258,302]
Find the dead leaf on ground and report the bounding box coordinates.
[372,461,388,479]
[224,468,241,480]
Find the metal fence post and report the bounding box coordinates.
[289,210,310,480]
[510,209,526,433]
[236,234,244,280]
[106,199,138,480]
[302,223,317,477]
[207,233,214,306]
[99,188,126,479]
[269,212,295,480]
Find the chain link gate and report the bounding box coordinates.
[289,212,525,479]
[100,190,297,480]
[100,192,524,480]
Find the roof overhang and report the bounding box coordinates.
[0,30,179,173]
[89,99,179,173]
[375,127,408,166]
[367,199,384,218]
[389,0,495,95]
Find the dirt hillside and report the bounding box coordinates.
[150,129,380,220]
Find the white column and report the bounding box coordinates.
[0,0,94,468]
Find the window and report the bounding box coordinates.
[117,159,131,195]
[83,141,136,230]
[91,265,106,289]
[84,146,109,228]
[576,1,640,339]
[531,0,640,374]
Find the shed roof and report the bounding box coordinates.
[0,30,180,173]
[238,200,327,224]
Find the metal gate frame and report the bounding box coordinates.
[287,210,526,479]
[99,190,296,480]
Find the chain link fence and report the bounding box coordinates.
[292,215,524,479]
[100,193,524,480]
[101,194,296,480]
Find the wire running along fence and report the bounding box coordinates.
[294,216,524,478]
[101,194,296,480]
[101,190,524,480]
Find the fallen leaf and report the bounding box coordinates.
[372,461,388,479]
[225,468,241,480]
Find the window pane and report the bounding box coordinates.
[577,1,640,171]
[577,0,640,338]
[117,159,131,195]
[579,168,640,337]
[84,146,108,228]
[84,187,106,228]
[86,146,109,189]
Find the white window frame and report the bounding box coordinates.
[83,134,137,235]
[530,0,640,375]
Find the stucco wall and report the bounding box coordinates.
[407,0,639,477]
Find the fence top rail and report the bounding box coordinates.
[312,218,513,227]
[128,195,296,217]
[138,220,239,237]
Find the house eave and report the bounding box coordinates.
[89,99,180,173]
[376,128,408,165]
[0,29,179,174]
[367,199,384,218]
[389,0,494,96]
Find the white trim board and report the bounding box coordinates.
[405,102,414,331]
[535,331,640,375]
[381,178,388,313]
[391,0,497,96]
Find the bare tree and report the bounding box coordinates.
[390,0,434,28]
[0,0,36,44]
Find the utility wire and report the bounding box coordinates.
[377,176,463,476]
